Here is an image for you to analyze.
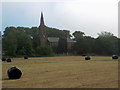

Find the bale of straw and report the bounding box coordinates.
[6,58,12,62]
[24,56,28,59]
[7,67,22,79]
[112,55,118,59]
[1,58,6,61]
[85,56,91,60]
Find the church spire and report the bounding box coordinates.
[40,12,44,25]
[39,12,47,46]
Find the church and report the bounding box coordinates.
[38,12,76,50]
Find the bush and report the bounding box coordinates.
[17,49,25,55]
[36,46,53,56]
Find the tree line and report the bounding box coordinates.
[2,26,120,56]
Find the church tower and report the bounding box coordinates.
[39,12,47,46]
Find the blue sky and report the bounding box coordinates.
[1,0,119,37]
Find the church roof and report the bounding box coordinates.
[48,37,59,42]
[67,38,76,43]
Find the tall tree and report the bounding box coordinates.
[2,30,17,56]
[2,28,33,56]
[94,31,118,55]
[72,31,85,41]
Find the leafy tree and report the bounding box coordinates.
[94,31,118,55]
[2,28,33,56]
[118,38,120,56]
[72,31,95,55]
[16,31,33,55]
[71,38,89,55]
[46,26,71,38]
[84,36,95,54]
[57,38,67,54]
[72,31,85,41]
[2,31,17,56]
[98,31,114,37]
[36,46,53,56]
[2,26,119,56]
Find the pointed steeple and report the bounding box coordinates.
[40,12,44,25]
[39,12,47,46]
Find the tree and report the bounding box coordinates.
[2,26,119,56]
[98,31,114,37]
[72,31,85,41]
[84,36,95,54]
[2,31,17,56]
[57,38,67,54]
[16,31,33,55]
[94,31,118,55]
[72,31,95,55]
[118,38,120,56]
[36,46,53,56]
[46,26,71,38]
[71,38,89,55]
[2,28,33,56]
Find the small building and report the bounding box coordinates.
[47,37,59,46]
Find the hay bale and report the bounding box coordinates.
[1,58,6,61]
[82,54,86,56]
[112,55,118,59]
[85,56,91,60]
[7,67,22,79]
[24,56,28,59]
[6,58,12,62]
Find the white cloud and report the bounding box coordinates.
[1,0,119,37]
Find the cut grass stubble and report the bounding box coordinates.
[2,56,118,88]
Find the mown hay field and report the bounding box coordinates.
[2,56,118,88]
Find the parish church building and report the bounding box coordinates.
[38,12,76,50]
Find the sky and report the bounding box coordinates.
[1,0,119,38]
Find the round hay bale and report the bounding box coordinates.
[24,56,28,59]
[6,58,12,62]
[85,56,91,60]
[7,67,22,79]
[1,58,6,61]
[82,54,86,56]
[112,55,118,59]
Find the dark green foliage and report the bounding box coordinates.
[2,30,17,56]
[57,38,67,54]
[46,26,71,38]
[2,26,119,56]
[118,39,120,56]
[71,38,89,55]
[71,31,118,56]
[71,31,95,55]
[72,31,85,40]
[2,27,33,56]
[94,32,118,55]
[36,46,53,56]
[2,26,71,56]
